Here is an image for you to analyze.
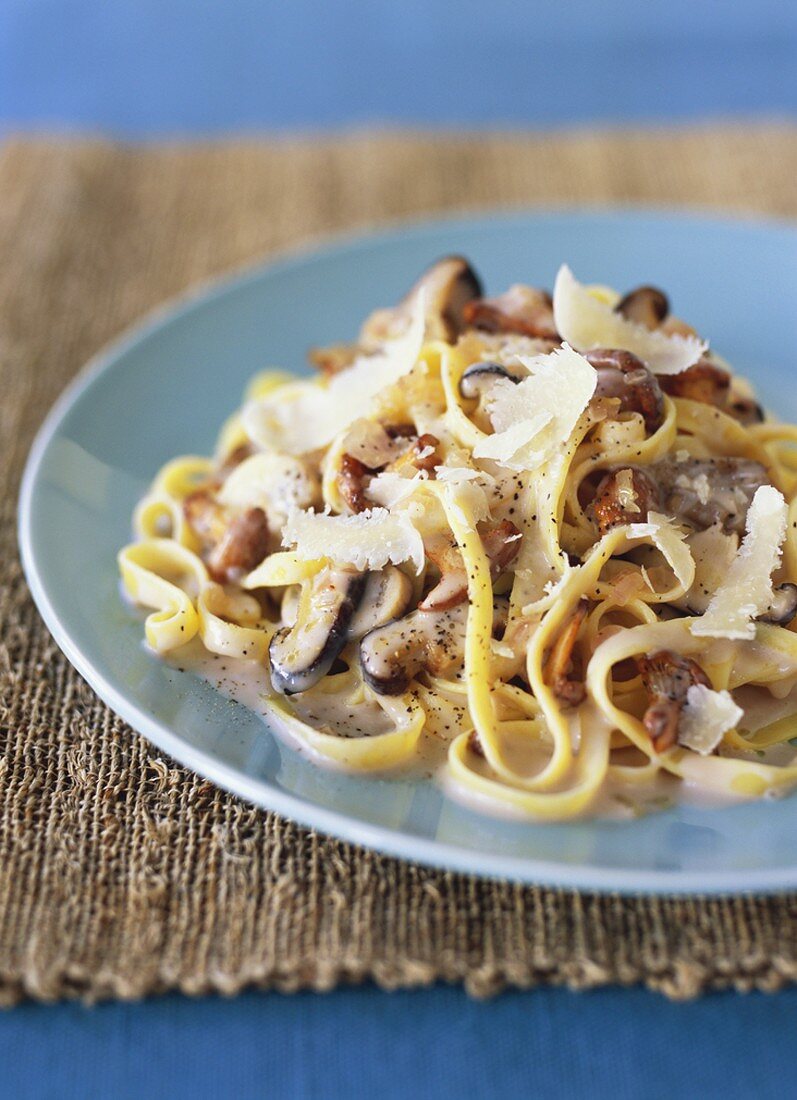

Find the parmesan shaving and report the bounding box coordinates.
[626,512,695,593]
[472,344,596,471]
[365,469,427,509]
[218,453,318,529]
[282,507,424,574]
[243,292,426,454]
[553,265,706,375]
[691,485,788,640]
[435,466,495,525]
[679,684,743,755]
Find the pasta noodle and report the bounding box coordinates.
[119,258,797,820]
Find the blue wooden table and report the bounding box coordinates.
[2,2,796,1097]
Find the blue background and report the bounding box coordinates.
[4,2,797,1097]
[2,0,796,134]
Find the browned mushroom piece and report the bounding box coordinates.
[462,284,560,341]
[361,256,483,346]
[390,433,441,474]
[589,467,663,536]
[208,507,270,583]
[653,456,769,535]
[337,431,441,515]
[658,359,731,408]
[636,650,711,753]
[183,488,228,546]
[338,454,371,514]
[420,520,522,611]
[467,730,486,759]
[183,490,270,583]
[543,600,588,707]
[585,348,665,433]
[614,286,670,330]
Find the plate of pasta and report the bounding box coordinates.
[19,210,797,892]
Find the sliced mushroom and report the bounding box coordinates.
[361,598,508,695]
[589,468,663,536]
[659,359,731,408]
[361,256,483,346]
[543,600,588,706]
[419,538,468,611]
[183,491,270,583]
[585,349,665,433]
[347,567,414,639]
[757,583,797,626]
[615,286,669,330]
[636,650,711,753]
[420,521,522,611]
[458,360,523,401]
[727,396,765,425]
[463,285,559,341]
[653,456,769,535]
[269,568,367,695]
[309,258,481,374]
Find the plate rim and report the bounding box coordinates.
[18,206,797,895]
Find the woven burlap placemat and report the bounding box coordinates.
[2,128,797,1004]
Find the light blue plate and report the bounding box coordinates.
[18,210,797,893]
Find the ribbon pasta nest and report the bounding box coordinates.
[120,257,797,819]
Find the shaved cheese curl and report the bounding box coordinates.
[282,507,425,574]
[553,264,706,375]
[691,485,788,640]
[473,343,596,471]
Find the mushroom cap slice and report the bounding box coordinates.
[360,256,483,346]
[458,360,523,400]
[615,286,670,330]
[585,348,665,433]
[463,284,559,341]
[653,456,769,535]
[360,597,508,696]
[758,583,797,626]
[269,568,366,695]
[347,567,414,639]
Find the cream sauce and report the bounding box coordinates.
[164,642,797,821]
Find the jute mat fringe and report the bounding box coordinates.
[2,129,797,1003]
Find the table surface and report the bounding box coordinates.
[4,985,797,1100]
[3,3,797,1097]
